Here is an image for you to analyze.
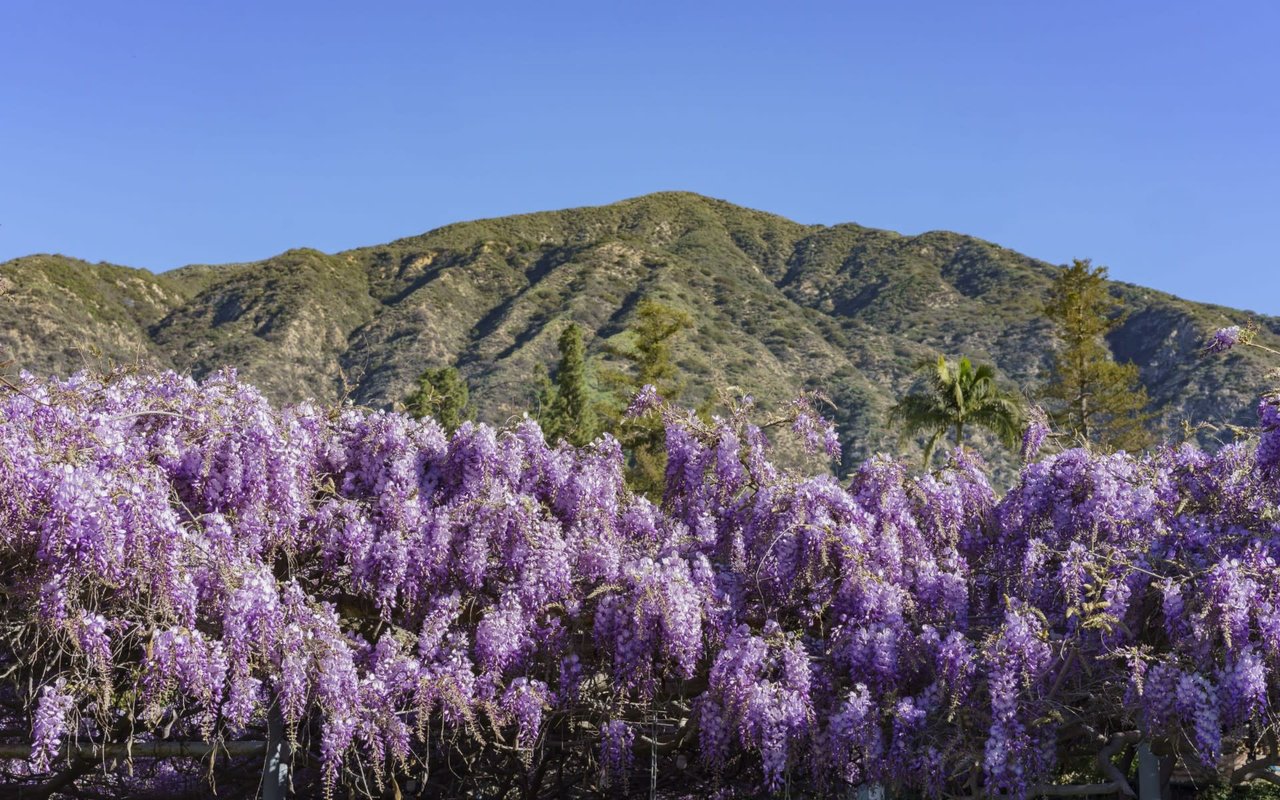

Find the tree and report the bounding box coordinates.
[600,300,694,496]
[531,362,556,426]
[540,323,599,446]
[619,300,691,399]
[889,354,1025,468]
[1041,259,1154,452]
[404,366,470,433]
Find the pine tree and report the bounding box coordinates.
[600,300,693,497]
[625,301,690,398]
[1042,259,1155,452]
[404,366,471,433]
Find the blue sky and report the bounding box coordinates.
[2,1,1277,313]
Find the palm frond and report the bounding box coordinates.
[888,394,952,438]
[893,353,1027,463]
[968,397,1026,448]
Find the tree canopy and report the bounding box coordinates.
[538,322,599,447]
[403,365,471,433]
[600,300,694,496]
[1042,259,1155,452]
[889,354,1025,467]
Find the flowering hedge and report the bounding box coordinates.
[1,366,1279,798]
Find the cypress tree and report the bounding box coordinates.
[1042,259,1155,452]
[546,323,598,446]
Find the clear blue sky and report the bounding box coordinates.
[3,1,1277,313]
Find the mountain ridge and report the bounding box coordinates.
[3,192,1275,472]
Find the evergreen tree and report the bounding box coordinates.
[531,363,557,431]
[601,300,693,497]
[889,355,1025,468]
[623,300,691,399]
[541,323,599,446]
[1042,259,1155,452]
[404,366,471,433]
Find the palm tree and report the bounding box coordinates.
[889,355,1025,468]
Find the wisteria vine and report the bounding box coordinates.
[0,335,1278,797]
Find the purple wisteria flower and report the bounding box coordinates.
[31,679,75,770]
[1020,406,1051,462]
[1205,325,1244,354]
[1259,393,1280,473]
[599,720,635,787]
[790,394,841,458]
[3,366,1280,798]
[624,384,663,418]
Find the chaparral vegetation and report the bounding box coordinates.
[0,321,1279,798]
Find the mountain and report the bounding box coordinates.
[2,192,1277,474]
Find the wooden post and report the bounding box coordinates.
[1137,742,1162,800]
[261,707,290,800]
[857,784,885,800]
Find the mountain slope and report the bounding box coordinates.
[2,192,1276,472]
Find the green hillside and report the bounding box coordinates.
[3,192,1275,473]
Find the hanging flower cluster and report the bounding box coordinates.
[2,368,1279,797]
